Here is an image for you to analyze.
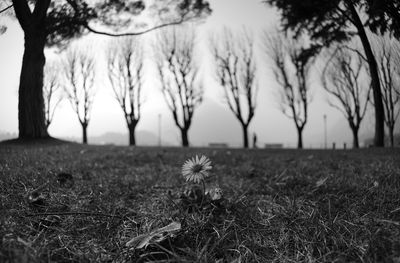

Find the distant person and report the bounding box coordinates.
[253,133,257,149]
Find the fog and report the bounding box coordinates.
[0,0,375,148]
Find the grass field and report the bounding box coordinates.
[1,141,400,262]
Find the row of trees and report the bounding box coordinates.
[1,0,400,147]
[265,32,400,148]
[320,38,400,148]
[43,25,400,149]
[0,0,211,140]
[265,0,400,147]
[42,27,258,148]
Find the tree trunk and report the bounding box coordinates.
[82,123,88,144]
[128,124,136,146]
[349,4,385,147]
[297,127,303,149]
[45,119,50,131]
[351,128,360,149]
[242,124,249,148]
[389,125,394,147]
[18,28,49,139]
[181,128,189,147]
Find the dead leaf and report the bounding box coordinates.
[126,221,181,249]
[27,191,46,207]
[315,176,329,188]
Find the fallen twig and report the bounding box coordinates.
[25,211,126,219]
[376,219,400,226]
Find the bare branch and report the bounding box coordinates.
[210,28,257,126]
[85,17,188,37]
[43,60,63,129]
[263,29,316,143]
[321,46,370,147]
[153,25,203,146]
[106,36,144,145]
[0,4,13,14]
[210,27,257,148]
[342,45,368,62]
[63,45,96,143]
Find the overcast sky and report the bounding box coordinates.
[0,0,378,147]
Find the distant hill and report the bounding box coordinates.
[0,131,17,141]
[88,131,159,146]
[0,130,159,146]
[0,129,169,146]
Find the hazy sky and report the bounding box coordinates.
[0,0,377,147]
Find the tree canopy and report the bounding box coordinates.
[364,0,400,38]
[2,0,211,46]
[265,0,400,44]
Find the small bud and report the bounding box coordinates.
[208,187,223,201]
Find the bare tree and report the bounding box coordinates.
[63,48,96,144]
[264,31,318,149]
[321,47,371,148]
[372,36,400,147]
[154,26,203,147]
[210,28,258,148]
[43,61,63,130]
[106,37,144,146]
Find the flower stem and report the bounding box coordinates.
[200,179,206,208]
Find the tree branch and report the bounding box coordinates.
[11,0,32,30]
[65,0,201,37]
[0,4,13,14]
[343,45,368,62]
[32,0,50,21]
[84,18,190,37]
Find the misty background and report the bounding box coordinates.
[0,0,379,148]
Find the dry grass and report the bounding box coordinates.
[1,141,400,262]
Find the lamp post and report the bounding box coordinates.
[323,114,327,149]
[158,114,162,147]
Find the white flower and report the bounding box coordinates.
[182,155,212,184]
